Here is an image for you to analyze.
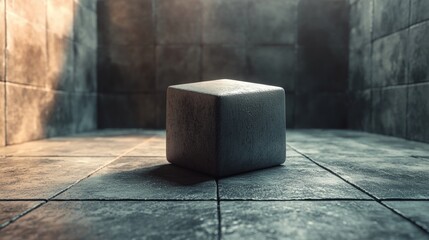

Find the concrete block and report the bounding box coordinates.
[407,83,429,143]
[409,21,429,84]
[166,80,286,178]
[373,0,410,39]
[411,0,429,24]
[349,0,372,50]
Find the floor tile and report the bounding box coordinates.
[221,201,428,239]
[310,156,429,199]
[384,201,429,231]
[0,201,218,240]
[219,156,368,200]
[0,157,114,199]
[0,129,153,157]
[56,157,217,200]
[0,201,42,227]
[126,135,166,157]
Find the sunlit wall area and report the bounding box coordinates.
[97,0,349,129]
[0,0,97,146]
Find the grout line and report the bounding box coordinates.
[289,145,429,235]
[216,179,222,240]
[0,139,151,231]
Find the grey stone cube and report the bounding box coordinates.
[166,79,286,178]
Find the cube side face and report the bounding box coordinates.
[217,89,286,177]
[166,87,218,176]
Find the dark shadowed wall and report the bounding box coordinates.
[0,0,97,146]
[97,0,349,129]
[348,0,429,143]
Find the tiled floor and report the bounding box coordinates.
[1,129,429,239]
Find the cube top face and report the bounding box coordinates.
[167,80,286,178]
[168,79,284,97]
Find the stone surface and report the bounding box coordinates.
[156,46,201,91]
[0,83,5,147]
[219,156,368,200]
[408,21,429,84]
[248,0,298,44]
[411,0,429,24]
[56,157,217,200]
[347,90,372,131]
[310,155,429,199]
[348,44,372,90]
[74,43,97,92]
[202,0,246,44]
[385,201,429,231]
[0,0,4,82]
[98,45,155,93]
[295,93,347,128]
[0,201,218,239]
[46,33,74,91]
[0,201,42,227]
[202,46,245,81]
[407,83,429,142]
[371,30,408,87]
[74,2,96,48]
[47,0,74,40]
[0,156,114,199]
[156,0,202,44]
[379,86,407,138]
[372,0,410,39]
[167,80,285,178]
[247,46,296,91]
[221,201,427,239]
[349,0,372,50]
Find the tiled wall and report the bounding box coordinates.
[348,0,429,143]
[0,0,97,146]
[97,0,349,129]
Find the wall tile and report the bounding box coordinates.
[348,43,372,90]
[0,0,4,81]
[98,93,161,128]
[202,0,246,44]
[379,86,407,138]
[97,0,154,47]
[371,30,408,87]
[295,93,347,128]
[74,2,97,48]
[296,46,348,93]
[0,82,5,146]
[156,0,202,44]
[47,33,74,91]
[248,0,298,44]
[298,0,349,49]
[6,0,46,26]
[74,43,96,92]
[247,46,296,91]
[47,0,74,39]
[286,93,295,128]
[156,46,201,91]
[98,45,155,93]
[372,0,410,39]
[6,14,47,87]
[347,90,371,131]
[407,83,429,142]
[71,93,97,132]
[77,0,97,12]
[202,46,245,81]
[410,0,429,25]
[349,0,372,50]
[371,88,382,133]
[408,21,429,84]
[6,84,62,144]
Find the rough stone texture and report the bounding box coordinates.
[97,0,348,129]
[411,0,429,24]
[166,80,285,178]
[371,30,408,87]
[407,83,429,142]
[385,201,429,231]
[348,0,429,143]
[372,0,410,39]
[0,201,218,240]
[0,202,42,227]
[56,157,217,200]
[219,156,368,200]
[0,83,4,147]
[221,201,427,239]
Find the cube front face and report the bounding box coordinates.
[167,80,286,178]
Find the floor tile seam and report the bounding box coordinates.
[289,145,429,235]
[215,179,222,240]
[0,138,151,231]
